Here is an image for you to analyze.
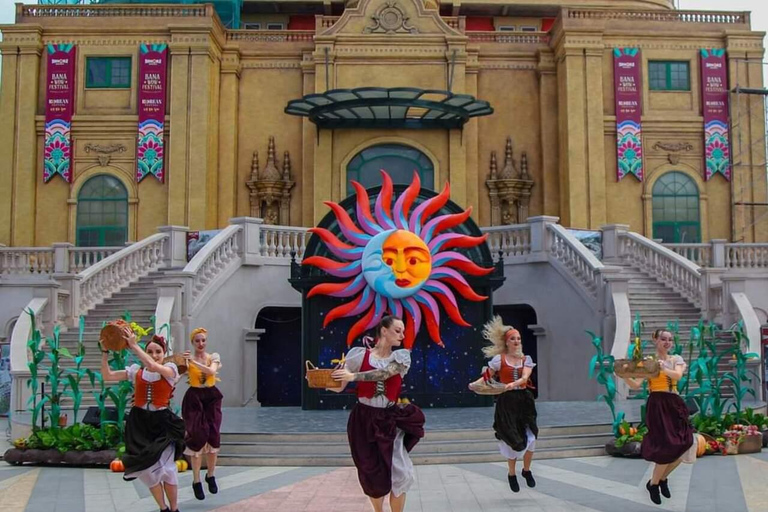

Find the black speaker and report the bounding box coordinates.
[82,406,119,427]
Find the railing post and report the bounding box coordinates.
[157,225,189,269]
[600,224,629,263]
[699,268,725,323]
[711,239,727,268]
[527,216,559,256]
[231,217,263,263]
[52,242,73,273]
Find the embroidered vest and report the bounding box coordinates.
[498,355,535,389]
[133,368,174,409]
[356,350,403,403]
[187,356,217,388]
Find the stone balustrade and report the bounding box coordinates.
[18,3,213,20]
[482,225,531,259]
[467,32,549,44]
[226,30,315,43]
[665,240,768,270]
[0,248,55,276]
[565,7,749,25]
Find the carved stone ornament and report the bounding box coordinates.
[246,136,295,225]
[652,141,694,153]
[364,1,418,34]
[84,143,127,167]
[486,137,534,226]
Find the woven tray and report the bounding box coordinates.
[100,321,131,351]
[738,434,762,454]
[468,376,507,395]
[306,361,342,389]
[164,353,188,375]
[614,359,660,379]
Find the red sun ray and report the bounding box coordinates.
[351,181,379,236]
[308,227,357,251]
[302,255,356,272]
[423,208,473,241]
[324,202,369,245]
[435,255,494,276]
[378,170,394,217]
[410,181,451,233]
[418,300,444,347]
[394,171,421,228]
[347,304,377,347]
[403,308,417,350]
[323,294,366,327]
[430,291,471,327]
[308,279,358,299]
[429,233,488,252]
[437,275,488,302]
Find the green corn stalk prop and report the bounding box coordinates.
[63,316,87,423]
[725,322,760,423]
[587,330,624,435]
[25,310,46,430]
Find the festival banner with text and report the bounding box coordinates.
[613,48,644,181]
[137,44,168,183]
[44,44,77,183]
[700,49,731,181]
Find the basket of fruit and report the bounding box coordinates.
[100,320,131,351]
[614,337,660,379]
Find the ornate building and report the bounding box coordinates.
[0,0,765,247]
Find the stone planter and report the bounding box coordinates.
[3,448,116,467]
[605,440,642,458]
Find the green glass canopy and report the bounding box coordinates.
[284,87,494,129]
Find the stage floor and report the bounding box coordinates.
[220,400,645,433]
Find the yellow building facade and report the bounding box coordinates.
[0,0,766,248]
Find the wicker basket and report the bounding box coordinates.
[614,358,660,379]
[738,433,762,454]
[100,320,131,351]
[164,353,189,375]
[468,377,507,395]
[305,361,342,389]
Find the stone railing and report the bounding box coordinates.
[317,15,341,31]
[185,224,242,308]
[227,30,315,43]
[726,244,768,270]
[482,225,531,259]
[665,243,711,267]
[68,246,122,273]
[78,233,167,313]
[619,231,702,306]
[442,16,465,32]
[565,8,749,25]
[17,3,213,20]
[260,225,310,259]
[467,32,550,44]
[547,223,604,302]
[0,248,55,276]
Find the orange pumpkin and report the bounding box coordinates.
[630,427,637,436]
[619,426,626,436]
[110,459,124,472]
[696,434,707,457]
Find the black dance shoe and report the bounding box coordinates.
[646,480,662,505]
[508,474,520,493]
[206,474,219,494]
[659,479,671,498]
[193,481,205,500]
[521,469,536,488]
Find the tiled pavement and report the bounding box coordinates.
[2,453,768,512]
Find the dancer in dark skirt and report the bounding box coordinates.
[621,329,696,505]
[323,315,425,512]
[101,330,185,512]
[182,327,223,501]
[475,316,538,493]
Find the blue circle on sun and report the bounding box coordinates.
[361,229,433,300]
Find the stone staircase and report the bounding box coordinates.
[53,272,163,410]
[217,423,614,466]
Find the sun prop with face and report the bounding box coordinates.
[303,170,494,349]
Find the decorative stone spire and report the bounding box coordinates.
[261,136,282,182]
[489,151,498,180]
[250,150,260,180]
[283,151,291,181]
[499,136,517,179]
[521,152,531,180]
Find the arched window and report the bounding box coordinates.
[346,143,434,196]
[652,172,701,243]
[76,175,128,247]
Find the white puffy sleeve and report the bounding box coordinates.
[393,349,411,375]
[210,352,222,368]
[524,355,536,368]
[344,347,366,373]
[488,355,502,372]
[163,362,180,385]
[665,355,686,371]
[125,364,141,382]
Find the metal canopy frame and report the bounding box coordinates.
[284,87,494,130]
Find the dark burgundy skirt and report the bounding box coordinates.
[182,386,224,452]
[347,402,425,499]
[493,389,539,452]
[641,392,694,464]
[123,406,185,478]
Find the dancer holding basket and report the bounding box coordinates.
[100,328,185,512]
[314,315,425,512]
[471,316,538,493]
[618,329,695,505]
[181,327,223,501]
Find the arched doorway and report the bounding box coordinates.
[652,171,701,243]
[76,175,129,247]
[346,143,434,196]
[255,307,302,407]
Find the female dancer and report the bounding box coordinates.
[101,330,185,512]
[182,327,223,501]
[621,329,695,505]
[476,316,538,493]
[325,315,425,512]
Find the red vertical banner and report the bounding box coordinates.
[700,49,731,181]
[613,48,644,181]
[44,44,77,183]
[137,44,168,183]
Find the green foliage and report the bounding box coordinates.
[21,423,122,453]
[614,420,648,448]
[587,330,624,435]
